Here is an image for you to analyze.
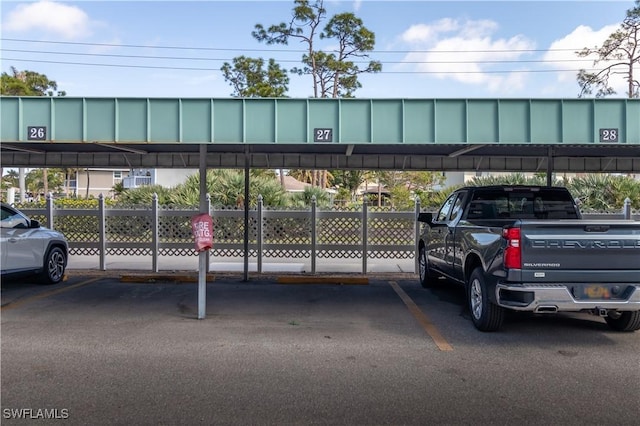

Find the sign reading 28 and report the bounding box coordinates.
[599,128,618,143]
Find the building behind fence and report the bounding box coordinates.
[18,194,637,275]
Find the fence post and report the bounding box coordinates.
[311,195,317,274]
[99,194,106,271]
[623,197,631,220]
[362,198,368,274]
[46,192,54,230]
[414,197,421,274]
[152,193,159,273]
[257,195,263,274]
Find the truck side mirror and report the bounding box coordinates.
[417,212,433,224]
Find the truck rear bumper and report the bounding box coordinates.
[496,283,640,312]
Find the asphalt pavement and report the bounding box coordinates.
[2,274,639,425]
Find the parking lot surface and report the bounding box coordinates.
[2,273,639,425]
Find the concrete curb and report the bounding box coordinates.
[277,275,369,285]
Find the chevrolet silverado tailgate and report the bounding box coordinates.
[518,220,640,282]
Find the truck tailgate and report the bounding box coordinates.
[519,220,640,280]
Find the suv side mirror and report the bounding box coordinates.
[417,212,433,224]
[30,219,41,228]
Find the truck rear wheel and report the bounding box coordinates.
[418,246,437,288]
[605,311,640,332]
[468,267,504,332]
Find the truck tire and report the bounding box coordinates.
[418,246,437,288]
[605,311,640,332]
[468,267,504,332]
[40,246,67,285]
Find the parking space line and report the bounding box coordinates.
[1,277,103,312]
[388,281,453,352]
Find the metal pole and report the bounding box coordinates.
[311,195,317,274]
[152,193,159,273]
[257,195,263,274]
[546,147,554,187]
[362,198,368,274]
[243,148,250,282]
[99,194,106,271]
[623,197,631,220]
[198,144,207,320]
[414,197,421,275]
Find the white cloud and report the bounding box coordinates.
[398,19,536,93]
[543,24,634,95]
[2,0,92,40]
[401,19,459,44]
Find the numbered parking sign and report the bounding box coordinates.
[599,128,619,143]
[27,126,47,141]
[313,128,333,142]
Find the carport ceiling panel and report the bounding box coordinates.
[182,99,212,143]
[467,100,498,143]
[213,99,243,143]
[372,100,403,143]
[117,99,148,142]
[54,98,83,142]
[499,100,530,143]
[340,99,371,143]
[562,100,593,143]
[276,100,306,143]
[628,101,640,142]
[435,100,466,143]
[531,100,562,143]
[149,99,182,142]
[245,99,276,143]
[87,99,116,142]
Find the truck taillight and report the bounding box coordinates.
[503,227,521,269]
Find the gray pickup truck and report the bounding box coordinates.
[417,185,640,332]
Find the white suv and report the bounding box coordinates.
[1,203,68,284]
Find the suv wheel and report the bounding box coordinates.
[41,247,66,284]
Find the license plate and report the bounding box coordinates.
[579,285,611,300]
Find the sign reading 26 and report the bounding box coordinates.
[27,126,47,140]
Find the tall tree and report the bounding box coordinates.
[253,0,326,98]
[253,0,381,98]
[576,0,640,98]
[221,56,289,97]
[0,66,66,96]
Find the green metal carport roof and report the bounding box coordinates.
[1,97,639,172]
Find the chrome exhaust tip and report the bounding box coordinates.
[535,305,558,314]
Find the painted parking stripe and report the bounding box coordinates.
[389,281,453,352]
[1,277,102,311]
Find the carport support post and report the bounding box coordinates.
[546,147,554,187]
[362,198,368,274]
[198,144,207,320]
[414,197,421,275]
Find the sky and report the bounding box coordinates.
[0,0,637,99]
